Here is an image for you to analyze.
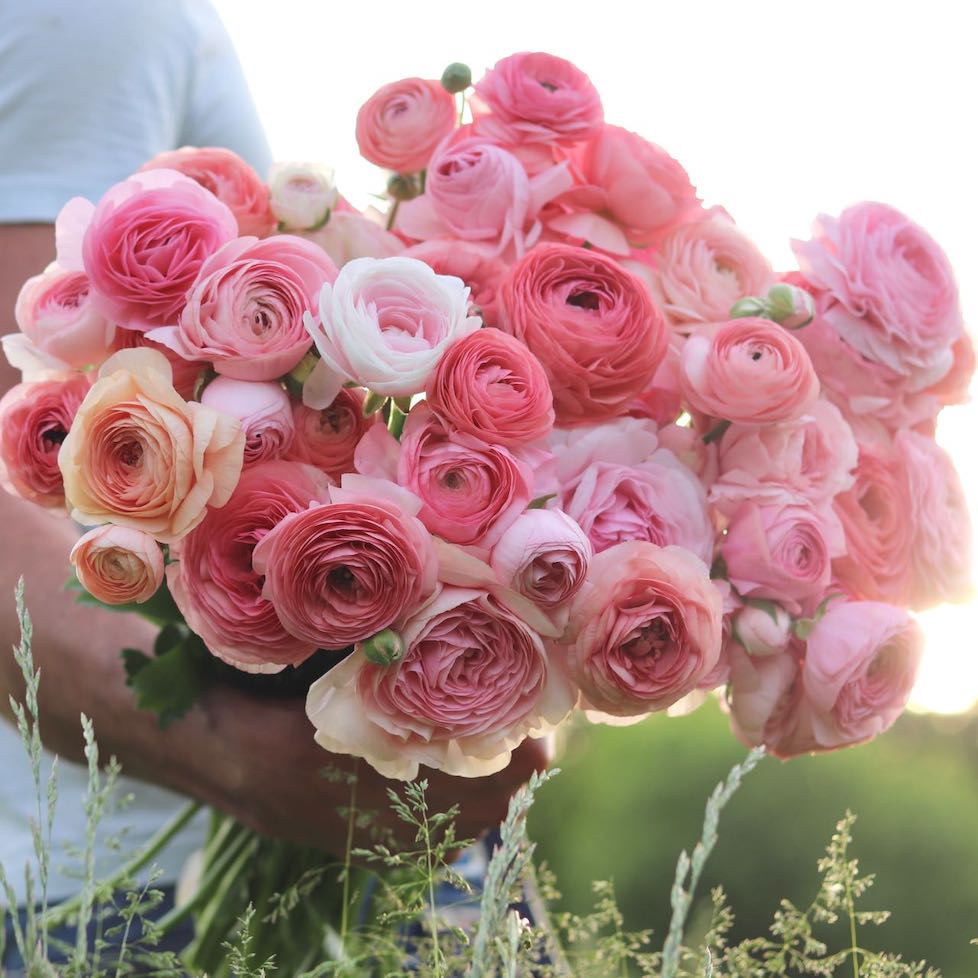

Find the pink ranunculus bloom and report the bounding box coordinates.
[285,387,376,482]
[650,218,775,326]
[654,420,719,489]
[70,525,164,605]
[13,265,116,370]
[802,600,923,749]
[710,399,858,517]
[832,440,914,605]
[112,329,209,401]
[70,168,238,330]
[0,373,91,508]
[924,330,975,410]
[562,448,715,564]
[721,497,836,615]
[792,202,963,391]
[268,162,338,232]
[397,405,533,550]
[403,240,508,325]
[168,460,330,672]
[306,584,576,779]
[626,339,684,428]
[499,243,668,425]
[200,377,295,467]
[59,349,244,542]
[139,146,275,238]
[148,234,337,383]
[679,318,820,424]
[355,77,457,173]
[896,430,973,609]
[733,602,793,657]
[564,541,723,718]
[299,211,405,268]
[303,256,480,409]
[426,328,554,448]
[252,475,437,650]
[396,135,573,259]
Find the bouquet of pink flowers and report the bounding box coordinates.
[1,51,972,792]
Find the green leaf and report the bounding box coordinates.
[69,575,182,627]
[528,493,556,510]
[153,622,188,657]
[123,637,206,729]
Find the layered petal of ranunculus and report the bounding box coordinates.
[252,475,437,649]
[200,377,295,466]
[563,541,723,718]
[139,146,276,238]
[304,256,481,408]
[0,373,91,508]
[167,460,330,672]
[70,524,164,605]
[285,387,376,481]
[306,584,576,779]
[58,349,245,542]
[299,211,405,268]
[148,235,337,382]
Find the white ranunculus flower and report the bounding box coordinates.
[268,162,338,231]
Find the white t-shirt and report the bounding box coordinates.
[0,0,273,905]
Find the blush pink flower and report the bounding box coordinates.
[70,525,164,605]
[168,460,330,672]
[499,243,668,425]
[355,78,457,173]
[139,146,275,238]
[252,476,437,649]
[285,387,376,481]
[0,373,91,508]
[148,234,337,382]
[679,318,820,424]
[426,328,554,447]
[299,211,405,268]
[733,603,793,657]
[403,241,507,325]
[200,377,295,466]
[564,541,723,718]
[268,162,338,232]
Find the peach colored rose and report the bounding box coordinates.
[679,318,820,424]
[59,349,244,542]
[499,244,668,425]
[0,374,90,508]
[285,387,376,481]
[70,525,164,604]
[306,584,575,779]
[140,146,275,238]
[355,77,457,173]
[168,460,330,672]
[427,328,554,447]
[564,541,723,718]
[200,377,295,466]
[148,234,337,383]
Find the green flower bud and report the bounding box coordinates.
[386,173,422,201]
[766,283,816,330]
[729,296,767,319]
[361,628,405,666]
[440,62,472,94]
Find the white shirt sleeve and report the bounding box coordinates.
[0,0,273,223]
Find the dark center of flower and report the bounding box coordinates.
[252,307,273,335]
[567,290,601,311]
[328,566,356,594]
[320,407,347,435]
[443,469,464,490]
[621,620,669,660]
[43,427,67,448]
[120,441,143,467]
[539,80,559,92]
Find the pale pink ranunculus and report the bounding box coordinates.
[306,584,576,779]
[803,600,923,748]
[285,387,376,481]
[721,497,835,614]
[564,541,723,718]
[148,234,337,383]
[139,146,275,238]
[397,405,533,550]
[925,330,975,409]
[550,415,660,484]
[70,524,164,604]
[562,448,714,564]
[654,420,719,488]
[733,602,793,657]
[355,77,457,173]
[168,460,330,672]
[396,135,573,258]
[427,328,554,447]
[471,52,604,151]
[200,377,295,466]
[679,318,820,424]
[268,162,338,231]
[299,211,405,268]
[252,475,437,650]
[792,202,963,390]
[650,218,775,326]
[72,169,238,330]
[499,243,668,425]
[303,256,480,409]
[59,349,244,542]
[13,265,116,370]
[0,373,91,508]
[710,400,858,517]
[403,240,507,325]
[832,440,914,605]
[895,430,973,609]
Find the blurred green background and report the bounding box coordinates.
[529,700,978,975]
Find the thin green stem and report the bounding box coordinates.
[385,198,400,231]
[339,763,359,948]
[420,789,444,977]
[845,872,861,978]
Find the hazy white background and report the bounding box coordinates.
[213,0,977,712]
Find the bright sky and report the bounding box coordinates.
[214,0,978,713]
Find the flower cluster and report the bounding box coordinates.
[1,52,971,777]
